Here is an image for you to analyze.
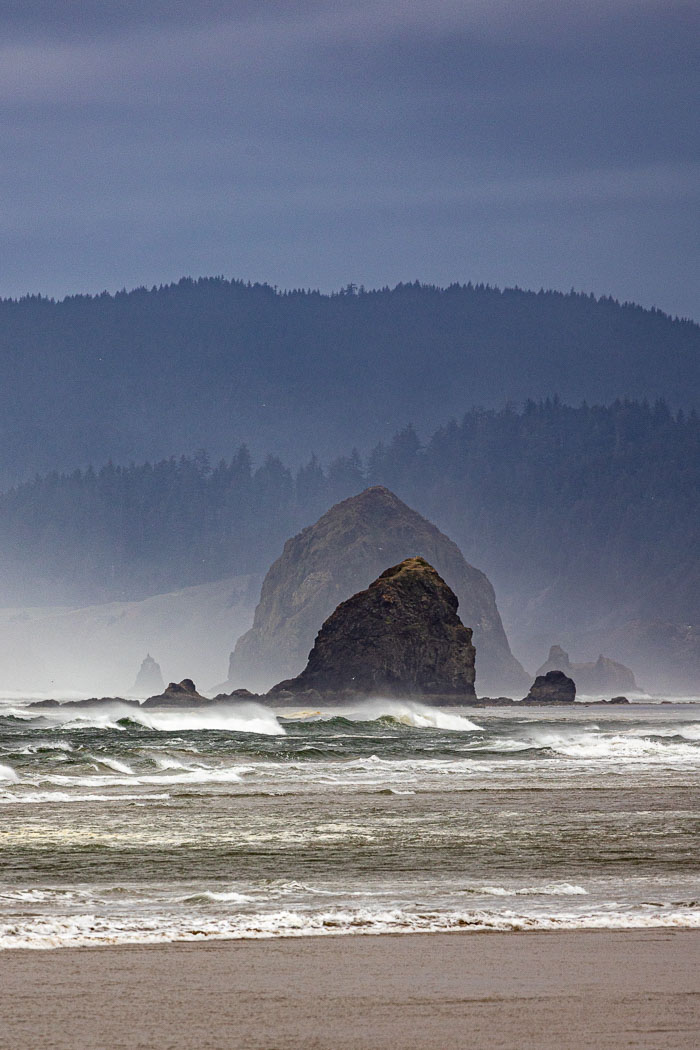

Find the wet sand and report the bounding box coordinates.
[1,930,698,1050]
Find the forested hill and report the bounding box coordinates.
[0,399,697,633]
[0,278,698,484]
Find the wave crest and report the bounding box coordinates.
[2,904,699,950]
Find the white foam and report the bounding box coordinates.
[2,699,285,736]
[466,883,588,897]
[0,888,82,903]
[534,730,700,760]
[32,764,254,789]
[6,701,135,729]
[175,890,256,904]
[132,767,253,786]
[646,723,700,741]
[119,703,286,736]
[90,755,134,775]
[0,762,17,782]
[678,723,700,739]
[0,791,171,804]
[1,904,699,950]
[6,741,73,755]
[337,699,483,732]
[460,727,700,762]
[153,755,199,771]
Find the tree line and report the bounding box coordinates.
[0,276,697,486]
[0,398,697,633]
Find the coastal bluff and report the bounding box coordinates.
[227,486,527,697]
[269,557,476,703]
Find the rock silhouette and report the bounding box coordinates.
[143,678,208,706]
[131,654,164,697]
[229,486,526,696]
[523,669,576,704]
[270,557,476,702]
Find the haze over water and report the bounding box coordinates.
[1,696,698,949]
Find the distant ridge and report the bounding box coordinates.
[0,277,696,484]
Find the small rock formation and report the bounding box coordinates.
[131,654,164,697]
[523,669,576,704]
[228,486,527,696]
[143,678,207,707]
[269,557,476,702]
[212,688,260,702]
[536,645,640,696]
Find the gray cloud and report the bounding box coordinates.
[0,1,698,317]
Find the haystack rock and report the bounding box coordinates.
[523,669,576,704]
[228,486,527,696]
[536,645,640,696]
[269,557,476,702]
[131,654,164,697]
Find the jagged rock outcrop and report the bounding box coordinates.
[269,557,476,702]
[536,645,640,697]
[131,654,164,697]
[143,678,208,707]
[523,669,576,704]
[228,486,527,696]
[212,688,260,702]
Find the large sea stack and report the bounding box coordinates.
[269,557,476,702]
[228,486,527,696]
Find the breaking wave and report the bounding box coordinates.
[0,761,18,782]
[1,700,285,736]
[462,727,700,762]
[463,882,588,897]
[2,699,699,949]
[2,904,699,950]
[34,764,255,790]
[0,791,171,805]
[288,699,483,732]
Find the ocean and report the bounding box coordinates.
[1,696,699,948]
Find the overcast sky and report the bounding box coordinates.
[1,1,698,318]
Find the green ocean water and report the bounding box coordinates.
[1,697,699,947]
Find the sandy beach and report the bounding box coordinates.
[1,930,698,1050]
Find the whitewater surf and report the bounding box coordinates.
[1,696,699,949]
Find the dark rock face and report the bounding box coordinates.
[524,669,576,704]
[212,688,260,702]
[229,486,527,696]
[269,557,476,702]
[143,678,207,706]
[536,645,640,696]
[131,654,164,697]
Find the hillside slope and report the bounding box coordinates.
[0,576,259,697]
[0,278,697,483]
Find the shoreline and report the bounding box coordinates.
[3,915,700,952]
[2,929,698,1049]
[2,922,700,953]
[22,694,700,710]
